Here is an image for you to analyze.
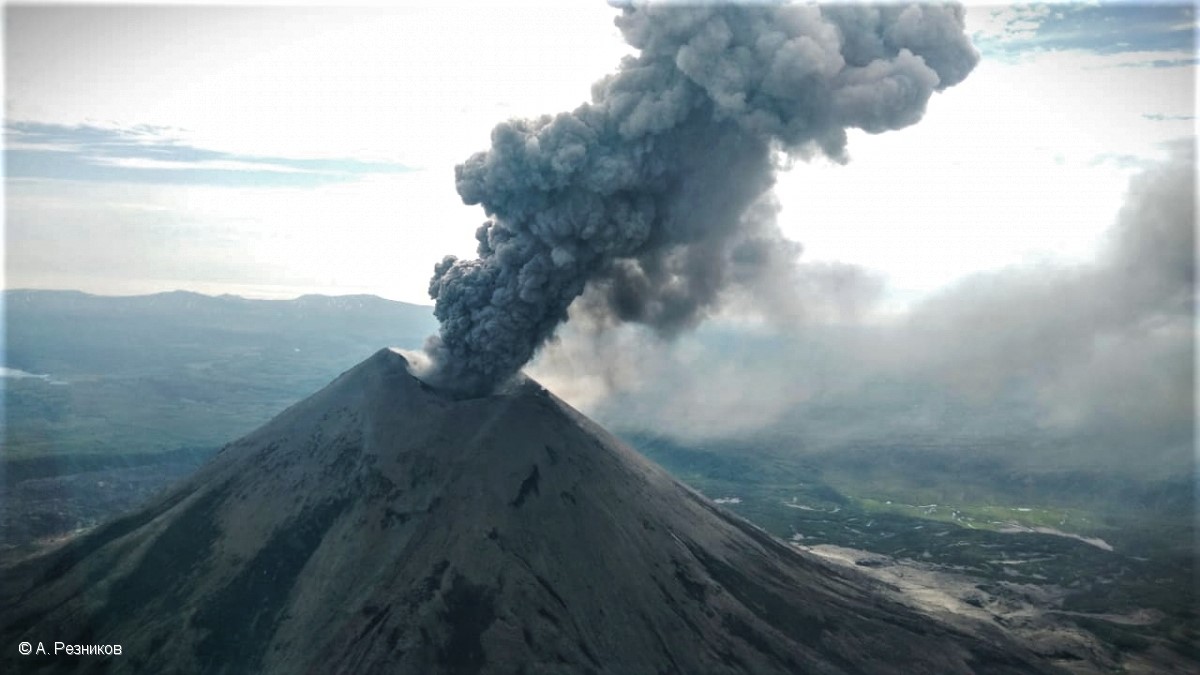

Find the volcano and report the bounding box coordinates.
[2,349,1055,674]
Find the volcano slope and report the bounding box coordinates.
[1,348,1058,674]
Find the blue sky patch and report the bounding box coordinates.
[5,122,413,187]
[976,3,1196,62]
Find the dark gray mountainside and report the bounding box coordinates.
[1,349,1057,674]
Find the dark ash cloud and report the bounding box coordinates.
[422,2,978,394]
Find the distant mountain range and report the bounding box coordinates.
[4,288,438,380]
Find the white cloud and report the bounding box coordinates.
[773,46,1193,308]
[84,156,322,174]
[6,169,479,304]
[5,4,632,166]
[4,142,85,153]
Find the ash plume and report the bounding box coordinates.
[424,2,979,395]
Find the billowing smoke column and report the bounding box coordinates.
[424,2,978,395]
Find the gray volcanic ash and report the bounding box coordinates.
[423,2,979,395]
[1,349,1056,674]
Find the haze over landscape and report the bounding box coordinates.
[2,1,1197,673]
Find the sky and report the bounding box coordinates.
[4,1,1194,309]
[3,2,1195,472]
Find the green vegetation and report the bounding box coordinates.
[625,433,1198,662]
[853,497,1097,534]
